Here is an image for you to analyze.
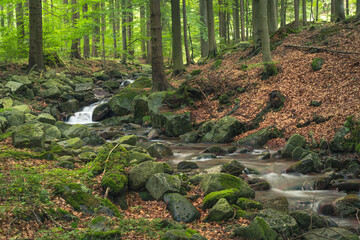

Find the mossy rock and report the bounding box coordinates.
[204,198,234,223]
[199,173,255,197]
[234,217,280,240]
[161,229,190,240]
[258,208,299,237]
[311,57,324,71]
[221,160,245,176]
[12,123,45,148]
[236,198,263,210]
[202,188,241,209]
[115,134,137,145]
[129,151,154,164]
[129,76,152,88]
[57,160,75,169]
[333,194,360,218]
[129,161,165,190]
[190,69,202,76]
[290,210,336,230]
[201,117,245,143]
[237,126,281,148]
[108,88,147,116]
[101,169,128,194]
[281,134,307,157]
[234,208,255,220]
[58,137,84,149]
[83,230,122,240]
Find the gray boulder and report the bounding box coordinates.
[0,116,8,132]
[64,124,105,146]
[221,160,245,176]
[61,99,79,113]
[281,134,307,157]
[146,142,173,159]
[36,113,56,125]
[164,193,200,223]
[201,116,244,143]
[237,126,280,148]
[129,161,165,190]
[145,173,181,200]
[75,82,93,92]
[204,198,233,222]
[92,103,112,121]
[333,194,360,218]
[11,75,32,85]
[290,210,337,230]
[58,137,84,149]
[43,86,62,98]
[164,112,192,137]
[161,230,190,240]
[234,217,280,240]
[5,81,25,93]
[1,110,25,127]
[45,125,62,142]
[329,127,350,152]
[12,123,45,148]
[132,95,149,123]
[286,153,321,174]
[304,227,359,240]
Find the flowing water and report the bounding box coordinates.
[68,103,360,229]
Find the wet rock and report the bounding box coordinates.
[329,127,350,152]
[249,179,271,191]
[192,153,216,160]
[281,134,307,157]
[75,82,93,92]
[61,99,79,113]
[286,153,321,174]
[92,103,112,121]
[12,123,45,148]
[333,194,360,218]
[203,146,227,156]
[129,161,165,190]
[146,142,173,159]
[237,126,281,148]
[177,161,199,170]
[132,95,149,124]
[304,227,359,240]
[199,173,255,197]
[202,188,242,209]
[64,124,105,146]
[221,160,245,176]
[324,157,343,170]
[160,229,190,240]
[147,129,161,140]
[258,208,299,237]
[180,131,199,143]
[318,200,335,216]
[313,170,335,190]
[201,116,245,143]
[109,88,146,116]
[164,112,192,137]
[204,198,233,222]
[145,173,181,200]
[234,217,280,240]
[290,210,337,230]
[115,134,137,145]
[129,151,154,164]
[236,198,263,210]
[330,179,360,192]
[36,113,56,125]
[164,193,200,223]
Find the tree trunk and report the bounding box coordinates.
[335,0,345,21]
[218,0,226,42]
[83,3,90,58]
[171,0,184,74]
[101,1,106,63]
[316,0,319,21]
[183,0,192,65]
[140,5,146,60]
[92,3,100,57]
[199,0,208,58]
[7,4,13,28]
[127,0,134,57]
[280,0,286,27]
[302,0,307,26]
[294,0,300,29]
[233,0,240,41]
[268,0,278,35]
[29,0,44,71]
[0,6,4,27]
[240,0,245,41]
[150,0,168,91]
[357,0,360,16]
[146,7,152,64]
[252,0,261,50]
[259,0,276,77]
[207,0,217,57]
[121,0,127,64]
[110,0,117,58]
[345,0,349,16]
[331,0,335,21]
[16,3,25,39]
[70,0,81,59]
[245,0,249,40]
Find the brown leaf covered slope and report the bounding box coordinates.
[184,20,360,142]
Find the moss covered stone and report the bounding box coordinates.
[234,217,280,240]
[204,198,234,223]
[237,126,281,148]
[129,151,154,164]
[115,134,137,145]
[161,229,190,240]
[281,134,307,157]
[58,137,84,149]
[129,161,165,190]
[202,188,241,209]
[84,230,122,240]
[311,57,324,71]
[236,198,263,210]
[12,123,45,148]
[109,88,146,116]
[101,169,128,194]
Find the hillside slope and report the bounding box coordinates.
[183,19,360,144]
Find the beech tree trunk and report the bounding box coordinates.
[233,0,240,41]
[70,0,81,59]
[294,0,300,29]
[281,0,287,27]
[268,0,278,35]
[335,0,345,21]
[150,0,168,91]
[146,7,152,64]
[357,0,360,16]
[240,0,245,41]
[29,0,44,70]
[346,0,349,15]
[316,0,319,21]
[199,0,208,58]
[207,0,217,57]
[92,3,100,57]
[121,0,127,64]
[127,0,134,57]
[171,0,184,75]
[331,0,335,21]
[83,3,90,58]
[140,5,146,60]
[302,0,307,26]
[7,4,13,29]
[252,0,261,50]
[183,0,192,65]
[218,0,226,42]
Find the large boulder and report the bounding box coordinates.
[108,88,146,116]
[164,112,192,137]
[132,95,149,123]
[64,124,105,146]
[75,82,93,92]
[258,208,299,238]
[5,81,25,93]
[281,134,307,157]
[236,198,263,210]
[12,123,45,148]
[44,125,62,142]
[101,169,128,195]
[204,198,233,222]
[329,127,350,152]
[221,160,245,176]
[61,99,79,113]
[202,188,242,209]
[304,227,359,240]
[333,194,360,218]
[145,173,181,200]
[164,193,200,223]
[58,137,84,149]
[146,142,173,159]
[129,161,165,190]
[286,153,321,174]
[201,116,244,143]
[11,75,32,85]
[199,173,254,197]
[290,210,337,230]
[237,126,281,148]
[234,217,280,240]
[1,110,25,127]
[36,113,56,125]
[92,103,112,121]
[0,116,8,132]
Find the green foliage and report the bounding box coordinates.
[311,57,324,71]
[343,116,360,152]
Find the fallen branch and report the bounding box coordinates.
[284,44,360,55]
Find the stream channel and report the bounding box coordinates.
[66,101,360,230]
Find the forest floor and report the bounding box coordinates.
[1,18,360,239]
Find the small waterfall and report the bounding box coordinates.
[66,100,107,125]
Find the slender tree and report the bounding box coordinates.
[357,0,360,16]
[29,0,44,70]
[233,0,240,41]
[92,3,100,57]
[146,7,152,64]
[268,0,278,34]
[280,0,286,27]
[302,0,307,26]
[127,0,134,57]
[335,0,345,21]
[316,0,319,21]
[171,0,184,74]
[0,6,4,27]
[183,0,192,65]
[331,0,335,21]
[240,0,245,41]
[294,0,300,29]
[252,0,261,50]
[83,3,90,58]
[199,0,208,58]
[140,5,146,59]
[150,0,168,91]
[70,0,81,59]
[207,0,217,57]
[121,0,127,64]
[345,0,349,15]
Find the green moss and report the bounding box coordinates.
[190,69,202,76]
[99,198,122,217]
[211,59,222,70]
[236,198,263,210]
[203,188,240,209]
[234,207,255,220]
[84,230,122,240]
[101,171,128,194]
[311,57,324,71]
